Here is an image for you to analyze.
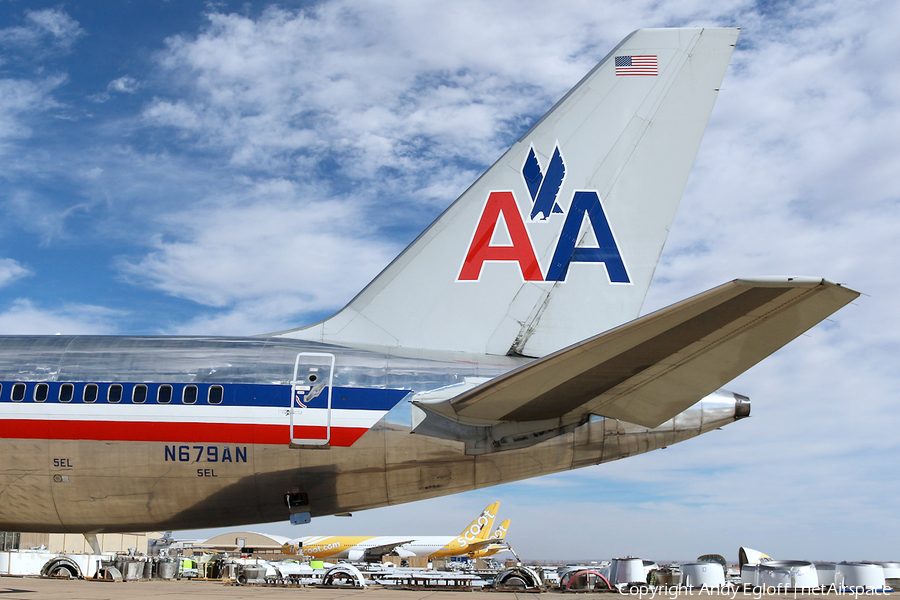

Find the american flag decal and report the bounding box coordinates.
[615,55,658,76]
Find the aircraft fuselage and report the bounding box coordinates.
[0,334,743,533]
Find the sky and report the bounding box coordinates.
[1,0,898,564]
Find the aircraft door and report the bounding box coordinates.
[290,352,335,446]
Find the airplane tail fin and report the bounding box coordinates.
[278,28,740,357]
[489,519,510,540]
[739,547,772,566]
[460,502,499,541]
[466,519,512,558]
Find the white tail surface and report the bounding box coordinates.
[280,28,740,357]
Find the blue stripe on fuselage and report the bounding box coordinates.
[0,381,410,411]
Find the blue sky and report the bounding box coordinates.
[2,0,899,562]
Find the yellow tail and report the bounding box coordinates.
[459,501,499,541]
[467,519,511,559]
[489,519,510,540]
[440,502,499,554]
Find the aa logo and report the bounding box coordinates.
[458,144,629,283]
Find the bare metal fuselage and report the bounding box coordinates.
[0,335,744,533]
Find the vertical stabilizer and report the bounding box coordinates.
[440,502,500,555]
[464,502,499,541]
[279,28,739,357]
[489,519,511,540]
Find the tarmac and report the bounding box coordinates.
[0,578,892,600]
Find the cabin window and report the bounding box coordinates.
[208,385,223,405]
[108,384,122,403]
[83,384,98,403]
[11,383,25,402]
[59,383,74,402]
[34,383,49,403]
[157,384,172,404]
[183,385,198,404]
[133,384,147,404]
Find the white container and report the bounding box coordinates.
[682,563,725,588]
[758,561,818,589]
[124,560,144,580]
[816,563,836,586]
[158,561,177,579]
[0,550,56,576]
[865,562,900,584]
[835,563,885,590]
[741,564,760,588]
[611,558,645,585]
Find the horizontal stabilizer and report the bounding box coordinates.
[465,536,507,552]
[422,278,858,428]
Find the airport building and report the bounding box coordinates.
[0,531,157,554]
[183,532,288,560]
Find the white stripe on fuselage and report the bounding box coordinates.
[0,404,386,428]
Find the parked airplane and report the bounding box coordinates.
[467,519,511,559]
[0,28,858,545]
[281,502,500,560]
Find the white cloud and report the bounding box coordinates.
[90,76,141,103]
[108,76,139,94]
[117,179,399,333]
[0,299,123,335]
[0,9,78,150]
[0,189,93,245]
[0,259,31,288]
[143,1,757,202]
[0,8,83,52]
[0,76,65,146]
[25,9,83,48]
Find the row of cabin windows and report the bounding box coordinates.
[3,382,224,405]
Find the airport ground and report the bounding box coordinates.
[0,578,892,600]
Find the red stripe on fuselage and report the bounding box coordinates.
[0,420,369,446]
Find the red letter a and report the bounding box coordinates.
[458,191,542,281]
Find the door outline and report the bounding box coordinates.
[290,352,335,446]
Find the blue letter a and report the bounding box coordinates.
[546,191,629,282]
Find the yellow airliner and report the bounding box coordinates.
[282,502,500,561]
[467,519,510,559]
